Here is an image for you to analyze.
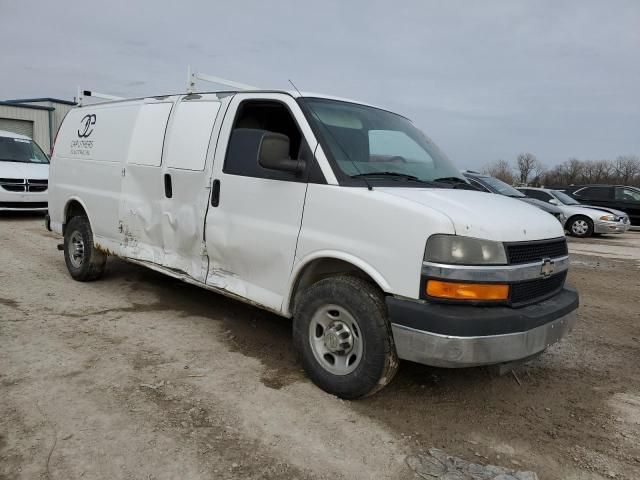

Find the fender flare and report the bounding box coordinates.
[282,250,391,316]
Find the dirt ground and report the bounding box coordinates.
[1,214,639,480]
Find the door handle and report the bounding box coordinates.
[164,173,172,198]
[211,179,220,207]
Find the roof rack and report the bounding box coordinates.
[76,88,125,106]
[75,67,258,106]
[186,66,257,94]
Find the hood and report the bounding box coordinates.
[557,204,624,220]
[517,196,562,214]
[575,204,627,218]
[377,188,565,242]
[0,161,49,180]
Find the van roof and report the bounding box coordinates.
[0,129,31,140]
[77,90,383,111]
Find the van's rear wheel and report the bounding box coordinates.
[64,216,106,281]
[293,275,399,399]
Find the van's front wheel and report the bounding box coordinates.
[64,216,107,281]
[293,276,399,399]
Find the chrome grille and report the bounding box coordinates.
[505,238,568,265]
[0,178,48,192]
[510,271,567,306]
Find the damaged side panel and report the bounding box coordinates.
[119,102,173,265]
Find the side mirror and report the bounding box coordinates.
[258,132,304,174]
[549,198,559,205]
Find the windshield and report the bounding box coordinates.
[303,98,463,184]
[552,190,580,205]
[0,136,49,164]
[477,175,524,197]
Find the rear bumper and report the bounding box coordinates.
[387,287,579,367]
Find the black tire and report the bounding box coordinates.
[63,215,107,281]
[567,215,594,238]
[293,275,399,399]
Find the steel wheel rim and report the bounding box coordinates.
[309,304,364,376]
[572,219,588,235]
[69,231,86,268]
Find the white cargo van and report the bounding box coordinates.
[47,90,578,398]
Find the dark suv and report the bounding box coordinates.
[563,185,640,226]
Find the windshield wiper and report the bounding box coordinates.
[351,171,421,180]
[350,172,440,186]
[433,176,467,184]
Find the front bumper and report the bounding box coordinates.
[594,220,630,234]
[387,287,579,367]
[0,189,48,211]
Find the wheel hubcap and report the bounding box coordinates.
[69,231,85,268]
[572,220,588,235]
[309,305,363,376]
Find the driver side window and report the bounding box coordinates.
[223,100,311,181]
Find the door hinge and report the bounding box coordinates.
[121,168,126,177]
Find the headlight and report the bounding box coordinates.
[556,213,567,224]
[425,235,507,265]
[599,215,615,222]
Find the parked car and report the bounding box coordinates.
[47,90,579,398]
[560,185,640,226]
[463,171,566,225]
[518,187,630,237]
[0,130,49,212]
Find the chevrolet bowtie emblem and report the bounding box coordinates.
[541,258,555,278]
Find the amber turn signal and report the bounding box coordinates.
[426,280,509,301]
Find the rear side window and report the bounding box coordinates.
[575,186,612,200]
[127,103,173,167]
[165,100,221,171]
[223,100,310,181]
[523,189,550,201]
[466,178,489,192]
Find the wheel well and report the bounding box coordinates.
[289,258,381,314]
[63,200,87,233]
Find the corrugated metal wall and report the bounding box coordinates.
[25,100,75,138]
[0,105,51,152]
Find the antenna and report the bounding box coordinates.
[288,79,373,191]
[187,66,258,93]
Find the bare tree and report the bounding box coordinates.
[531,161,546,186]
[562,158,584,185]
[483,159,514,184]
[492,156,640,188]
[516,153,539,185]
[613,155,640,184]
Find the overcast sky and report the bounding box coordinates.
[1,0,638,169]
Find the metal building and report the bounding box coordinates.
[0,98,76,153]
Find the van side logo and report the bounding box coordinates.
[78,114,96,138]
